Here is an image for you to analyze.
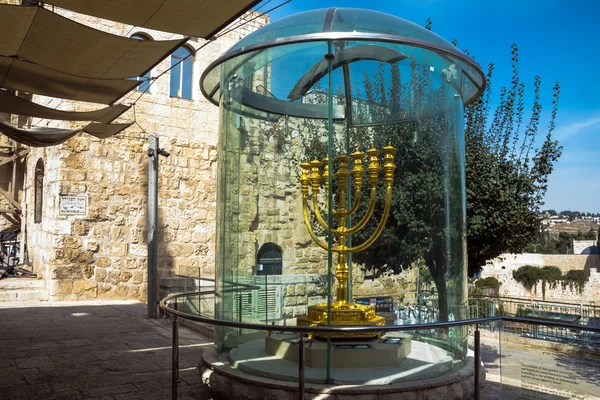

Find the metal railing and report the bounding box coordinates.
[0,232,34,277]
[159,290,600,400]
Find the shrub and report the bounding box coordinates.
[475,277,501,290]
[513,265,541,291]
[562,270,588,294]
[539,266,562,299]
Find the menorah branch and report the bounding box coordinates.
[312,194,329,231]
[347,185,393,253]
[301,198,328,251]
[344,186,377,235]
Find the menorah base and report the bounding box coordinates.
[297,302,386,339]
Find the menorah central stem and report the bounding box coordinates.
[335,155,350,305]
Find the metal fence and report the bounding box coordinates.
[160,290,600,400]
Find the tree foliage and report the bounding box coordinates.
[300,42,561,322]
[475,277,501,290]
[526,228,597,254]
[464,44,562,275]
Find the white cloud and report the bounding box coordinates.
[554,115,600,141]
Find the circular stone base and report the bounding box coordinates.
[200,339,485,400]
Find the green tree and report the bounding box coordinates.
[464,44,562,275]
[302,44,561,323]
[355,45,561,321]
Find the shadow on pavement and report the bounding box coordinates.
[0,301,213,400]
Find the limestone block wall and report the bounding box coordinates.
[481,253,600,302]
[3,6,268,300]
[232,116,329,279]
[352,264,418,305]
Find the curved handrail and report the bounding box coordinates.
[159,291,600,334]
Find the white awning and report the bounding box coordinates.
[0,57,139,105]
[0,120,134,147]
[0,90,130,122]
[43,0,261,39]
[0,4,187,79]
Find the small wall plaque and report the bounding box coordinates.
[59,195,87,216]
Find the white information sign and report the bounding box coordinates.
[59,195,87,216]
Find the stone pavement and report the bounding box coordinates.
[0,300,213,400]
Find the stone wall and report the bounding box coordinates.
[352,264,418,305]
[2,5,268,300]
[481,253,600,302]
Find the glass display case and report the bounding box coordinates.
[200,7,485,382]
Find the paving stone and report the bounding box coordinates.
[14,355,53,368]
[0,300,213,400]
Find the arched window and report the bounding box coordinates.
[130,33,153,92]
[256,243,283,275]
[34,159,44,224]
[170,46,193,99]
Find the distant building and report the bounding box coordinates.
[573,240,600,255]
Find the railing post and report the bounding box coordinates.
[298,334,305,400]
[147,135,159,319]
[474,325,480,400]
[172,301,179,400]
[238,293,243,337]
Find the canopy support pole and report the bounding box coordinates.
[148,135,159,319]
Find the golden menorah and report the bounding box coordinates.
[296,144,396,338]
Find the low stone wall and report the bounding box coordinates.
[487,253,600,272]
[482,253,600,302]
[201,349,484,400]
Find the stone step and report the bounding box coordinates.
[0,278,49,302]
[0,278,46,291]
[0,289,49,302]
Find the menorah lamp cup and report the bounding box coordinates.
[296,144,396,339]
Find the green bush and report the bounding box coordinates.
[513,265,588,299]
[475,277,501,290]
[516,307,533,318]
[539,266,562,299]
[513,265,541,290]
[562,270,589,294]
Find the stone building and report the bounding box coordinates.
[0,3,420,313]
[0,3,269,301]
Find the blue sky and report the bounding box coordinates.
[257,0,600,213]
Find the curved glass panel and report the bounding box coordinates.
[226,8,455,55]
[209,7,484,389]
[227,9,328,53]
[201,9,484,105]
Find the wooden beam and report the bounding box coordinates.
[0,186,21,211]
[0,212,18,225]
[0,149,29,168]
[0,208,19,214]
